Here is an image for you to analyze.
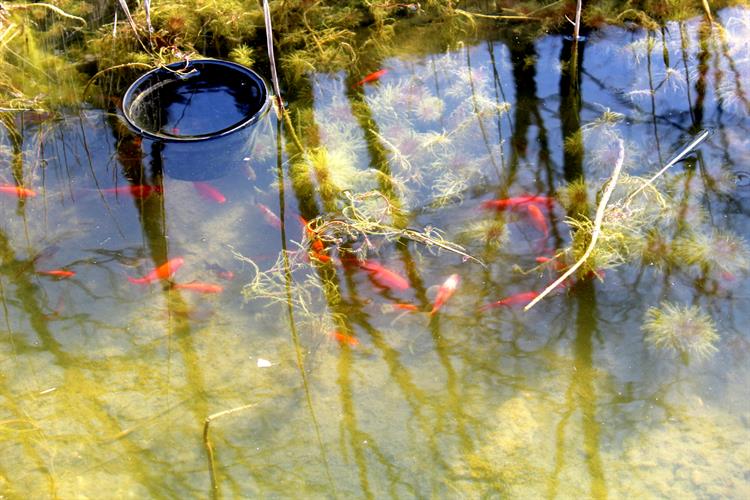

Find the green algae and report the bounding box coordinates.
[643,301,720,359]
[0,0,746,111]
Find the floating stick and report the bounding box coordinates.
[625,128,712,204]
[203,403,256,500]
[525,138,625,311]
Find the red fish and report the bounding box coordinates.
[193,182,226,204]
[310,251,332,263]
[380,303,420,314]
[206,263,235,281]
[481,195,553,211]
[257,203,282,229]
[298,215,327,254]
[358,260,409,291]
[393,303,420,312]
[536,256,567,272]
[101,185,163,198]
[172,282,223,294]
[430,273,460,315]
[354,69,389,87]
[479,291,539,311]
[128,257,184,285]
[36,269,75,278]
[0,185,36,198]
[526,203,548,237]
[329,330,359,347]
[297,215,315,237]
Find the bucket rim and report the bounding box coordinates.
[121,58,271,142]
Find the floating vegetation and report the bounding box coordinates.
[238,244,337,316]
[562,174,671,274]
[672,228,750,278]
[358,50,511,211]
[642,302,720,360]
[310,191,482,265]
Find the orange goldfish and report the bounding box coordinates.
[393,303,420,312]
[101,185,163,198]
[298,215,327,255]
[36,269,75,278]
[257,203,282,229]
[354,69,388,87]
[172,282,223,293]
[535,256,566,272]
[358,260,410,291]
[481,195,553,211]
[526,203,548,237]
[479,291,539,311]
[430,273,460,315]
[128,257,184,285]
[193,181,226,204]
[0,185,36,198]
[330,330,359,347]
[310,251,332,263]
[380,303,420,314]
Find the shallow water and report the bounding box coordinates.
[1,7,750,499]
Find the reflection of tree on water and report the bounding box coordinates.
[0,116,182,497]
[109,114,212,447]
[547,34,607,499]
[5,4,750,496]
[349,63,480,474]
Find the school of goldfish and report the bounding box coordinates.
[3,136,578,350]
[2,180,230,305]
[278,189,577,349]
[5,167,573,343]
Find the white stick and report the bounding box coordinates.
[625,128,711,204]
[524,137,625,311]
[573,0,582,42]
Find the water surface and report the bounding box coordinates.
[1,7,749,498]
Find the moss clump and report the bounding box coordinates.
[642,302,720,360]
[672,229,750,278]
[561,174,670,276]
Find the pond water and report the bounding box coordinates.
[1,6,750,499]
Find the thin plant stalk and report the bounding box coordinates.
[143,0,153,35]
[625,128,712,204]
[454,9,539,21]
[262,0,283,115]
[525,137,625,311]
[203,403,256,500]
[573,0,582,42]
[115,0,141,40]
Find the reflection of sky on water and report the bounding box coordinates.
[1,7,749,498]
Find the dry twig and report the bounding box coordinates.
[525,137,624,311]
[203,403,257,499]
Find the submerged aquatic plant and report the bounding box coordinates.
[672,229,750,278]
[558,174,670,275]
[642,302,719,360]
[311,191,482,264]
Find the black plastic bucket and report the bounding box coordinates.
[122,59,271,181]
